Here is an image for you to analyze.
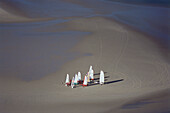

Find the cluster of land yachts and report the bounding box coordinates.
[65,66,105,88]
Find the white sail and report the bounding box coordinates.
[78,72,81,81]
[83,76,88,86]
[65,74,70,86]
[89,69,94,80]
[74,74,78,85]
[89,65,93,72]
[71,77,75,88]
[100,70,104,85]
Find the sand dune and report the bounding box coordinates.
[0,16,169,113]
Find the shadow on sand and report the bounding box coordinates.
[94,72,107,75]
[88,79,124,87]
[94,76,110,80]
[71,79,124,88]
[104,79,124,84]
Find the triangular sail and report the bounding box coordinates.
[71,77,75,88]
[100,70,104,85]
[65,74,70,86]
[78,72,81,81]
[89,69,94,80]
[89,65,92,73]
[74,74,78,85]
[83,76,88,86]
[87,73,90,83]
[89,65,94,80]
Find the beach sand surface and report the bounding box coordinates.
[0,16,170,113]
[0,7,53,23]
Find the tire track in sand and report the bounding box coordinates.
[112,30,129,73]
[141,53,170,88]
[106,30,129,80]
[154,63,170,88]
[94,21,103,69]
[94,22,142,89]
[108,30,143,89]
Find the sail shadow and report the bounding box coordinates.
[94,72,107,75]
[104,79,124,84]
[88,79,124,87]
[94,76,110,80]
[73,79,124,88]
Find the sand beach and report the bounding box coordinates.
[0,0,169,113]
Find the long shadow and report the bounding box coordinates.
[94,76,110,80]
[94,72,107,75]
[89,79,124,87]
[104,79,124,84]
[74,78,124,88]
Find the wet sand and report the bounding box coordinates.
[0,1,170,113]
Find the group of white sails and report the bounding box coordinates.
[65,66,105,88]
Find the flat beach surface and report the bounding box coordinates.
[0,0,169,113]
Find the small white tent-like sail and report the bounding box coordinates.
[89,65,92,72]
[83,76,88,87]
[65,74,70,86]
[78,72,81,82]
[100,70,104,85]
[89,69,94,80]
[74,74,78,85]
[71,77,75,88]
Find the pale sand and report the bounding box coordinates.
[0,7,30,22]
[0,17,169,113]
[0,7,54,23]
